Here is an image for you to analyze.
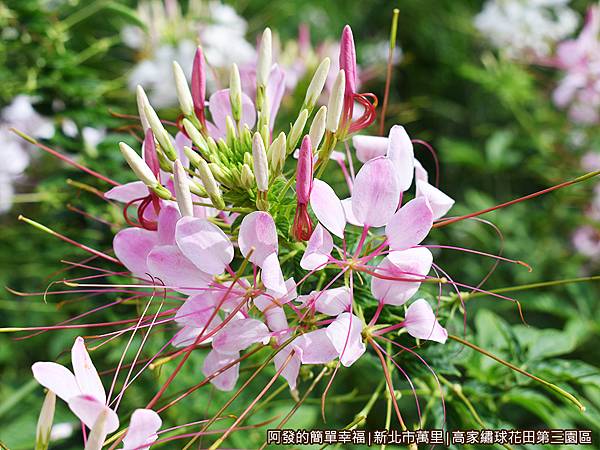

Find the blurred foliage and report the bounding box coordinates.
[1,0,599,449]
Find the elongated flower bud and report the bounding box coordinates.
[196,157,224,209]
[182,118,208,153]
[142,129,160,177]
[35,390,55,450]
[84,409,109,450]
[136,85,151,132]
[183,145,202,168]
[287,108,309,154]
[225,115,237,147]
[229,63,242,122]
[326,70,345,133]
[296,136,313,204]
[119,142,158,187]
[173,61,194,117]
[304,57,330,110]
[174,159,193,217]
[144,102,176,160]
[339,25,357,99]
[189,179,207,197]
[252,132,269,192]
[240,163,254,189]
[257,28,272,88]
[268,131,286,175]
[309,105,327,150]
[191,46,206,118]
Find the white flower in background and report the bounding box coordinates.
[0,95,54,213]
[475,0,579,60]
[124,0,255,108]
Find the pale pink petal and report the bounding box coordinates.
[310,179,346,238]
[404,299,448,344]
[298,287,351,316]
[385,197,433,251]
[351,157,400,228]
[113,228,158,279]
[300,224,333,271]
[326,313,366,367]
[238,211,278,265]
[261,252,286,296]
[174,294,221,328]
[274,346,301,390]
[212,318,270,355]
[416,180,455,219]
[68,395,119,433]
[254,278,297,311]
[157,203,181,245]
[267,64,286,125]
[122,409,162,450]
[172,326,212,348]
[32,362,80,402]
[175,217,234,275]
[341,198,362,226]
[202,349,240,391]
[414,159,428,183]
[174,132,191,168]
[104,181,149,203]
[147,245,213,294]
[371,247,433,306]
[352,135,388,163]
[72,337,105,405]
[387,125,414,192]
[262,306,290,343]
[294,329,338,364]
[208,89,256,138]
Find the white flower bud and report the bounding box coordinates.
[35,390,55,450]
[173,159,193,217]
[229,63,242,122]
[257,28,272,87]
[287,108,309,153]
[183,145,202,168]
[119,142,158,187]
[309,105,327,149]
[136,85,151,132]
[143,102,176,160]
[240,163,254,189]
[173,61,194,117]
[304,57,330,110]
[268,132,286,175]
[225,115,237,147]
[326,70,345,132]
[197,157,224,209]
[252,132,269,192]
[182,118,208,153]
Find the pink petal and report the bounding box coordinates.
[202,349,240,391]
[261,252,287,296]
[262,306,290,343]
[32,362,80,402]
[352,135,388,163]
[122,409,162,450]
[416,180,454,219]
[254,278,297,311]
[326,313,366,367]
[68,395,119,433]
[72,337,105,405]
[157,203,181,245]
[274,347,301,390]
[404,299,448,344]
[104,181,149,203]
[310,179,346,238]
[371,247,433,306]
[147,245,213,294]
[387,125,414,192]
[298,287,351,316]
[351,157,400,228]
[414,159,429,183]
[341,198,362,226]
[300,224,333,271]
[172,326,213,348]
[213,318,270,354]
[174,132,191,168]
[174,294,221,328]
[113,227,158,279]
[294,329,338,364]
[385,197,433,251]
[208,89,256,139]
[267,64,286,125]
[238,211,278,265]
[175,217,234,275]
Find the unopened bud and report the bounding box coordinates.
[326,70,345,132]
[84,409,109,450]
[144,102,176,160]
[304,58,330,110]
[183,145,202,168]
[257,28,272,88]
[240,163,254,189]
[173,61,194,117]
[287,109,309,154]
[182,118,208,153]
[189,179,207,197]
[268,132,286,175]
[119,142,159,187]
[225,115,237,147]
[309,105,327,150]
[209,163,229,185]
[296,136,313,204]
[136,86,151,132]
[229,63,242,122]
[173,159,193,217]
[197,158,225,209]
[35,390,55,450]
[252,133,269,192]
